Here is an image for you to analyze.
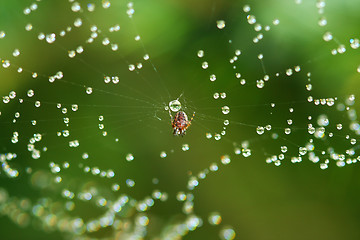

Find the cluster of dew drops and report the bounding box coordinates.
[0,0,245,239]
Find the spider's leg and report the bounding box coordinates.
[168,108,173,123]
[187,112,195,126]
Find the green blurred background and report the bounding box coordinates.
[1,0,360,239]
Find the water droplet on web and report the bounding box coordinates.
[197,50,204,58]
[323,32,333,42]
[208,212,222,225]
[46,33,56,43]
[87,3,95,12]
[220,227,236,240]
[169,99,181,112]
[216,20,226,29]
[210,74,216,81]
[221,155,230,165]
[27,89,34,97]
[273,19,280,25]
[247,15,256,24]
[25,23,33,31]
[102,0,111,8]
[126,153,134,161]
[126,179,135,187]
[350,38,359,49]
[214,134,221,140]
[284,128,291,134]
[160,151,167,158]
[74,18,82,27]
[182,144,189,151]
[318,17,327,26]
[286,69,293,76]
[256,126,265,135]
[68,50,76,58]
[0,31,5,39]
[257,80,264,88]
[86,87,93,94]
[206,133,212,139]
[221,106,230,114]
[317,114,329,126]
[12,49,20,57]
[128,64,135,71]
[202,62,209,69]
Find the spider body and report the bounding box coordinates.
[169,110,195,136]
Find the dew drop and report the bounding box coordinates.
[221,106,230,114]
[182,144,189,151]
[216,20,226,29]
[202,62,209,69]
[169,99,181,112]
[86,87,93,94]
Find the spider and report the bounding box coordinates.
[169,109,195,136]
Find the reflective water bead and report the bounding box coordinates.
[169,99,181,112]
[126,179,135,187]
[273,19,280,25]
[0,31,5,39]
[350,38,359,49]
[286,69,293,76]
[318,17,327,26]
[254,24,262,31]
[221,106,230,114]
[256,126,264,135]
[206,133,212,139]
[256,80,264,88]
[87,3,95,11]
[210,74,216,81]
[208,212,222,225]
[76,46,84,53]
[337,45,346,54]
[220,227,236,240]
[71,2,81,12]
[214,133,221,140]
[281,146,287,153]
[102,0,111,8]
[102,38,110,45]
[46,33,56,43]
[25,23,33,31]
[247,15,256,24]
[182,144,189,151]
[160,151,167,158]
[221,155,230,165]
[202,62,209,69]
[71,104,78,111]
[68,50,76,58]
[74,18,82,27]
[323,32,333,42]
[128,64,135,71]
[284,128,291,134]
[126,153,134,161]
[216,20,226,29]
[86,87,93,94]
[12,49,20,57]
[243,4,250,12]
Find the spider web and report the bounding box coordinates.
[0,0,360,239]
